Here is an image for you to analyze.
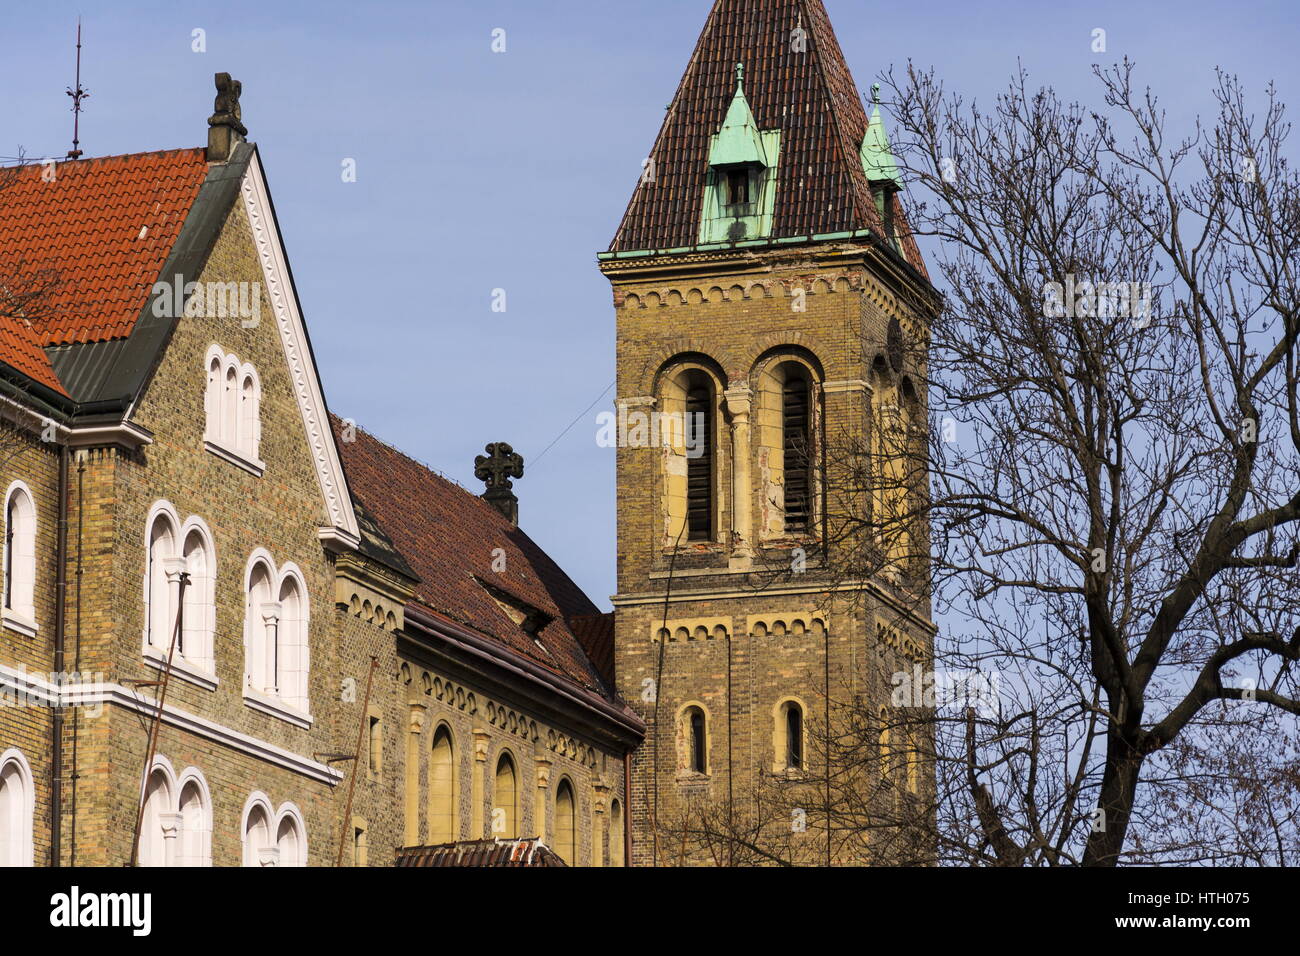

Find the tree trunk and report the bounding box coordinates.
[1082,735,1144,866]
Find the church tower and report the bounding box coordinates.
[601,0,937,865]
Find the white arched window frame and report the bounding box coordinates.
[204,345,265,476]
[274,802,307,867]
[0,748,35,867]
[2,480,38,637]
[176,767,213,867]
[241,791,277,867]
[243,551,312,727]
[142,502,217,690]
[139,755,178,868]
[276,565,310,713]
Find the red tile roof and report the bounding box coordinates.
[332,417,613,698]
[571,612,615,687]
[0,311,68,396]
[608,0,926,276]
[0,149,210,349]
[396,838,565,868]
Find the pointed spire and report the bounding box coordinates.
[861,83,902,189]
[708,61,770,167]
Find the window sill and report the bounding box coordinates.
[142,646,218,691]
[2,610,37,638]
[244,687,313,729]
[204,439,265,477]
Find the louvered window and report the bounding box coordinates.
[686,384,713,541]
[782,372,811,533]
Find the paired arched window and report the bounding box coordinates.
[139,759,211,867]
[205,346,262,467]
[0,749,34,867]
[241,793,306,867]
[2,482,36,633]
[554,779,576,866]
[493,753,519,839]
[143,504,216,676]
[428,726,456,844]
[609,799,624,867]
[244,552,310,715]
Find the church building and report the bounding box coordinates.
[0,0,933,868]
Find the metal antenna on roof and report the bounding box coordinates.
[66,19,89,160]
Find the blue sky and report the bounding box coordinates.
[4,0,1297,606]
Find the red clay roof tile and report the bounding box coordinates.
[0,148,210,349]
[332,417,613,698]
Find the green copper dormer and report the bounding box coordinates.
[860,84,902,188]
[699,63,782,243]
[861,83,903,251]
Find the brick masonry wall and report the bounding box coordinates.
[607,247,934,865]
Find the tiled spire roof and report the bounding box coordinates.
[608,0,926,275]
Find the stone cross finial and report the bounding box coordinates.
[474,442,524,525]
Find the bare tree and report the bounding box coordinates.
[661,61,1300,867]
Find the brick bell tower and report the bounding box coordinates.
[600,0,938,865]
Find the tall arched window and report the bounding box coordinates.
[244,559,275,694]
[660,364,721,546]
[609,799,624,867]
[777,699,804,770]
[277,570,309,711]
[684,377,714,541]
[140,768,173,867]
[242,795,274,867]
[180,524,215,670]
[493,754,518,840]
[428,726,456,844]
[680,705,709,775]
[275,805,306,867]
[0,749,34,867]
[2,482,37,632]
[781,368,812,533]
[177,774,212,867]
[554,779,576,866]
[879,708,894,784]
[145,511,179,652]
[223,364,239,446]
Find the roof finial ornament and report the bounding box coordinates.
[736,62,744,89]
[207,72,248,163]
[872,82,882,106]
[65,19,89,160]
[475,442,525,525]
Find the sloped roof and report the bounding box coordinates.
[0,149,210,346]
[571,612,616,687]
[0,148,214,402]
[608,0,926,274]
[396,838,565,868]
[332,416,614,699]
